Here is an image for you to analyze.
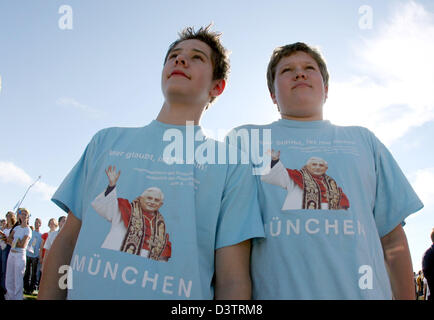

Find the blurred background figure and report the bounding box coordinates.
[422,228,434,301]
[24,218,42,295]
[5,208,32,300]
[0,212,17,300]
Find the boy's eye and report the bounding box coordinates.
[169,53,178,59]
[192,55,204,61]
[306,65,315,70]
[281,68,292,73]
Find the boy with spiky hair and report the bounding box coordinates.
[229,42,423,299]
[39,25,264,300]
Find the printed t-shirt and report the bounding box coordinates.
[229,119,423,299]
[52,120,265,299]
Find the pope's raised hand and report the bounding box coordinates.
[105,165,121,187]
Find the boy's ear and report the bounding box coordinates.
[270,91,280,111]
[210,79,226,98]
[270,91,277,105]
[324,85,328,102]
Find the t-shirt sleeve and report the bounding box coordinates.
[51,131,102,221]
[370,132,424,237]
[215,147,265,249]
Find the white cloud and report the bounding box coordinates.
[409,167,434,207]
[325,1,434,146]
[0,161,57,201]
[56,97,104,118]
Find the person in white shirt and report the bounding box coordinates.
[0,212,17,299]
[42,216,66,272]
[5,208,32,300]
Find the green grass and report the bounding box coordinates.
[23,291,38,300]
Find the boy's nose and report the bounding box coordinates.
[175,55,187,66]
[294,67,307,80]
[295,72,307,80]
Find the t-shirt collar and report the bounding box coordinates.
[275,118,332,129]
[150,119,202,132]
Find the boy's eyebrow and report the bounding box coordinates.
[170,47,210,59]
[279,60,317,67]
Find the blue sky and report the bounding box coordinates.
[0,0,433,272]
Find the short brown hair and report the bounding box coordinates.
[6,211,16,227]
[266,42,329,95]
[431,228,434,243]
[164,24,230,105]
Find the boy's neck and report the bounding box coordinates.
[281,113,323,122]
[156,101,204,126]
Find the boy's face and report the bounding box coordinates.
[271,51,328,121]
[161,39,224,108]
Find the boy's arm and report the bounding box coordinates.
[38,211,81,300]
[214,240,251,300]
[380,224,415,300]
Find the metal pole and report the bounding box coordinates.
[13,175,41,213]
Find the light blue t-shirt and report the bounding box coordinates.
[26,230,42,258]
[229,119,423,299]
[52,120,264,300]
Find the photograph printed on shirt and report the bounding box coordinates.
[91,165,172,262]
[261,150,350,211]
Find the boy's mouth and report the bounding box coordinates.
[170,70,190,79]
[292,82,311,89]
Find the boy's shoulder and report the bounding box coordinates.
[332,123,372,132]
[90,124,154,145]
[230,121,376,137]
[93,125,144,138]
[333,124,379,143]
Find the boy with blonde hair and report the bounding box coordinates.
[230,42,423,299]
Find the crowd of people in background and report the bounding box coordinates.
[0,209,66,300]
[0,207,432,300]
